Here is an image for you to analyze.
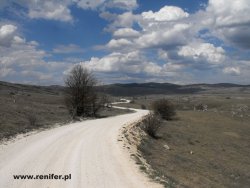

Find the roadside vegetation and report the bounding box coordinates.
[142,99,176,139]
[0,80,130,141]
[124,94,250,188]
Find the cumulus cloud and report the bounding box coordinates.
[223,67,241,76]
[207,0,250,27]
[0,40,47,81]
[205,0,250,49]
[106,38,132,49]
[81,51,147,73]
[113,28,140,38]
[3,0,138,22]
[105,6,192,50]
[0,24,17,47]
[141,6,189,22]
[75,50,187,83]
[135,23,191,49]
[97,0,250,83]
[178,43,225,64]
[23,0,73,22]
[105,0,138,10]
[2,0,249,84]
[101,11,139,31]
[139,6,189,31]
[0,24,74,84]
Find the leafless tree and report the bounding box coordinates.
[64,65,101,118]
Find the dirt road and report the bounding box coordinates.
[0,108,161,188]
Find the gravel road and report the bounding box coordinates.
[0,108,162,188]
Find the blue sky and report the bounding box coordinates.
[0,0,249,85]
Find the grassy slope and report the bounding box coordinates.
[0,81,132,141]
[138,94,250,188]
[0,84,71,140]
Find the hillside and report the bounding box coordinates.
[98,82,250,96]
[1,81,250,97]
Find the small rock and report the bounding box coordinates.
[163,144,170,150]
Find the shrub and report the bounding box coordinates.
[152,99,176,120]
[141,104,146,109]
[194,103,208,111]
[130,100,135,104]
[142,113,162,139]
[26,113,37,127]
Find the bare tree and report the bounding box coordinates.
[64,65,100,118]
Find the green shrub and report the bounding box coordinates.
[152,99,176,120]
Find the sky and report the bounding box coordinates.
[0,0,250,85]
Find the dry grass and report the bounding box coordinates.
[138,94,250,188]
[0,90,71,140]
[0,82,133,141]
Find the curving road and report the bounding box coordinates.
[0,108,161,188]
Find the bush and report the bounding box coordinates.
[152,99,176,120]
[142,113,162,139]
[26,113,37,127]
[141,104,146,109]
[130,100,135,104]
[194,103,207,111]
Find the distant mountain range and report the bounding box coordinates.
[1,81,249,96]
[97,82,250,96]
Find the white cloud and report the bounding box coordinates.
[139,6,189,31]
[113,28,140,38]
[102,11,139,31]
[205,0,250,49]
[21,70,53,81]
[96,1,250,84]
[0,24,74,84]
[2,0,249,84]
[27,1,73,22]
[76,0,137,10]
[223,67,241,76]
[178,43,225,64]
[0,24,17,47]
[4,0,138,23]
[106,38,132,49]
[142,6,189,22]
[13,36,26,44]
[77,51,183,83]
[105,6,191,50]
[105,0,137,10]
[81,51,145,73]
[135,23,191,48]
[207,0,250,27]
